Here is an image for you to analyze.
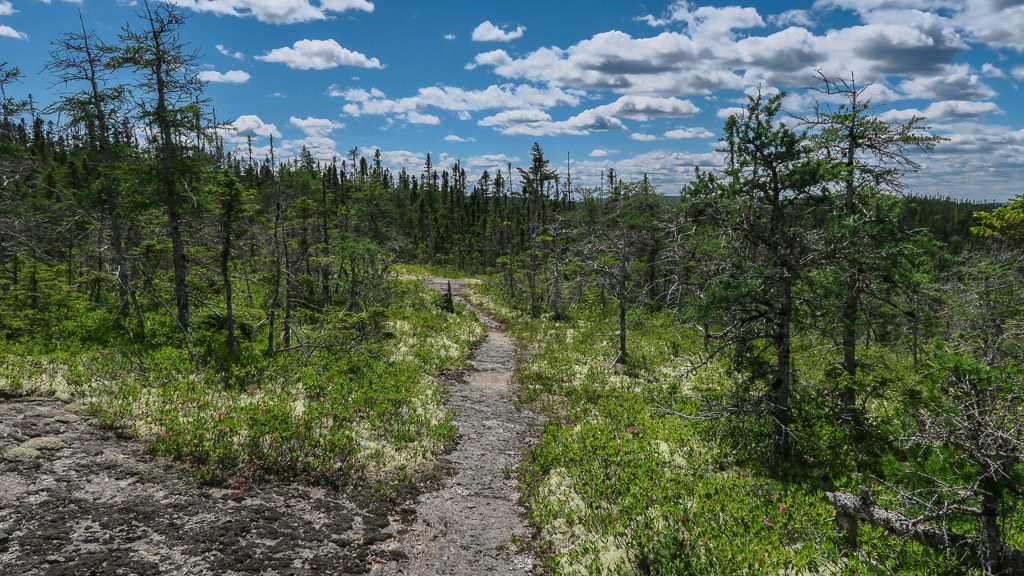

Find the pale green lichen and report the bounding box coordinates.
[22,436,65,451]
[3,446,41,461]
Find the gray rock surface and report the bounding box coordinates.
[0,402,402,574]
[0,277,541,575]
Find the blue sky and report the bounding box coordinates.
[2,0,1023,200]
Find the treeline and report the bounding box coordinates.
[2,4,1023,570]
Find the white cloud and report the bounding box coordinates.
[167,0,373,24]
[444,33,456,40]
[590,149,609,158]
[570,148,724,191]
[1013,66,1024,81]
[257,39,383,70]
[768,9,814,27]
[903,121,1024,201]
[0,24,25,40]
[898,64,995,101]
[631,133,659,141]
[0,1,14,16]
[878,100,1003,121]
[471,20,525,42]
[406,111,441,125]
[955,0,1024,52]
[215,44,245,60]
[583,95,700,121]
[444,134,475,142]
[470,95,698,137]
[478,105,626,137]
[638,1,765,38]
[338,83,584,125]
[285,116,346,160]
[199,69,251,83]
[225,115,281,144]
[290,116,344,136]
[478,108,551,126]
[319,0,373,13]
[816,0,1024,53]
[716,106,745,119]
[665,126,714,139]
[470,17,972,98]
[981,62,1005,78]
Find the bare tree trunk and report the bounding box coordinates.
[111,211,145,338]
[320,178,330,300]
[981,479,1005,576]
[282,216,292,349]
[771,273,793,462]
[266,197,281,357]
[29,260,38,310]
[221,204,237,358]
[168,202,189,331]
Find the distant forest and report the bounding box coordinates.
[1,2,1022,575]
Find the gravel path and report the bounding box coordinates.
[0,277,540,575]
[371,278,541,576]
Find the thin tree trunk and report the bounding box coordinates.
[772,273,793,462]
[282,216,292,349]
[111,211,145,338]
[266,197,281,357]
[221,204,237,358]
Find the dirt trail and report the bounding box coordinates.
[0,277,539,575]
[371,278,541,576]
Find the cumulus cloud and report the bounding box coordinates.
[469,15,974,98]
[0,24,25,40]
[665,126,714,139]
[444,134,475,142]
[257,39,383,70]
[903,121,1024,201]
[878,100,1003,121]
[0,2,26,40]
[476,105,625,137]
[199,69,251,83]
[590,149,610,157]
[631,133,659,141]
[406,111,441,125]
[337,83,584,125]
[444,33,456,40]
[981,62,1005,78]
[954,0,1024,52]
[1014,66,1024,81]
[638,1,765,37]
[898,64,996,101]
[215,44,245,60]
[320,0,373,13]
[167,0,373,24]
[290,116,344,136]
[768,9,814,27]
[469,94,700,137]
[816,0,1024,53]
[584,95,700,120]
[716,106,746,119]
[224,115,281,147]
[471,20,525,42]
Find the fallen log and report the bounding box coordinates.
[826,490,1024,573]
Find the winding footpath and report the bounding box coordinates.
[0,277,540,575]
[372,278,541,576]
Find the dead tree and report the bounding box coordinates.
[829,362,1024,575]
